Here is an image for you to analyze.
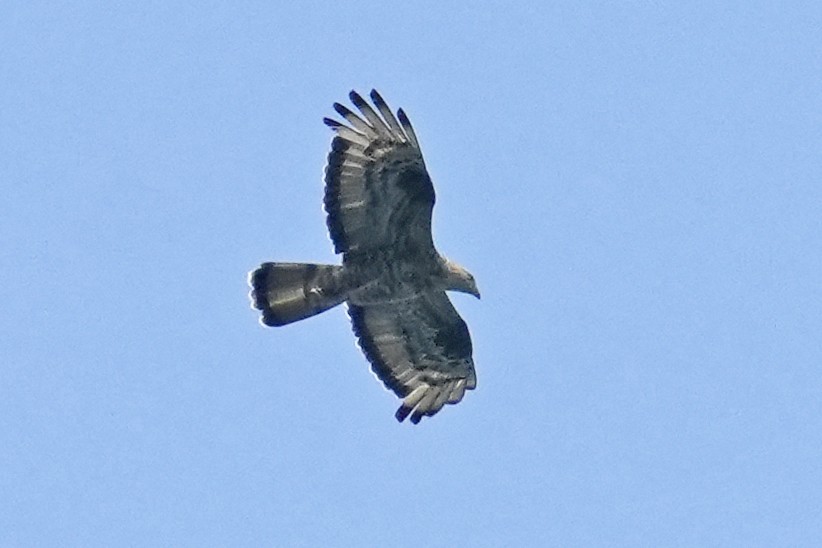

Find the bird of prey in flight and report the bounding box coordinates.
[249,90,479,424]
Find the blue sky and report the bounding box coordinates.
[2,2,821,546]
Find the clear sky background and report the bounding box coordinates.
[2,2,821,546]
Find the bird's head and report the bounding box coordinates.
[443,259,480,299]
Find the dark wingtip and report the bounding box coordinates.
[369,89,385,105]
[349,90,366,107]
[323,117,342,128]
[395,404,412,423]
[409,411,424,425]
[397,108,410,125]
[332,102,351,117]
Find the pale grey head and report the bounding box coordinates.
[442,258,480,299]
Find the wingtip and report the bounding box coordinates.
[349,89,365,105]
[395,404,412,423]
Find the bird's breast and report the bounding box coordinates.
[345,250,440,305]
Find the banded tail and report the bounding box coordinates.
[248,262,347,326]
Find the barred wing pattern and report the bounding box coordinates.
[348,293,476,424]
[323,90,435,258]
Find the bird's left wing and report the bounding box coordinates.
[347,291,476,424]
[323,90,436,260]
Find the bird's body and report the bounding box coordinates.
[249,90,479,424]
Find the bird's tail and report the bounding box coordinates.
[248,262,348,326]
